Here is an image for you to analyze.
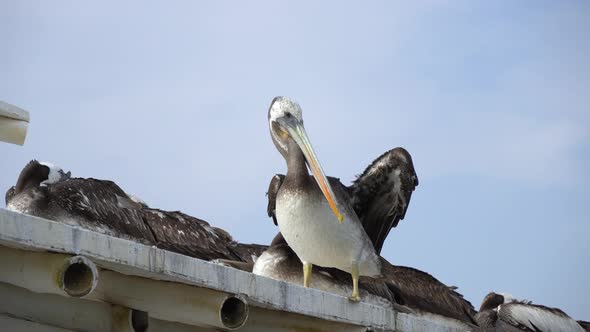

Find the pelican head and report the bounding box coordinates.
[38,161,71,186]
[479,292,505,312]
[268,97,343,222]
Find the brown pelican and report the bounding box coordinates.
[141,208,266,262]
[5,160,70,208]
[219,233,477,324]
[248,232,477,324]
[5,160,265,264]
[6,160,156,245]
[5,160,70,203]
[267,96,418,301]
[255,152,476,324]
[381,262,476,324]
[475,292,586,331]
[252,233,395,308]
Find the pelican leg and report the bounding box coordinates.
[349,263,360,302]
[303,262,312,288]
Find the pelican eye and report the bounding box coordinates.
[285,112,292,118]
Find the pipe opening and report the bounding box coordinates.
[61,256,98,297]
[220,295,249,330]
[131,310,149,332]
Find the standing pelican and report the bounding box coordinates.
[252,233,395,308]
[268,96,397,300]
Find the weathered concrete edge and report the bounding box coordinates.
[0,209,474,331]
[0,209,396,330]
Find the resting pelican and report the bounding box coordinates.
[252,233,395,308]
[267,96,418,300]
[5,160,265,264]
[475,292,586,331]
[215,232,479,325]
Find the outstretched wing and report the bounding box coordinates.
[349,147,418,254]
[266,174,285,225]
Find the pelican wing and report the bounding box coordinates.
[266,174,285,225]
[349,147,418,254]
[382,260,477,324]
[47,178,156,244]
[498,303,585,332]
[142,209,244,261]
[228,242,268,264]
[578,320,590,331]
[142,208,266,263]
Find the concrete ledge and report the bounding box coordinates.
[0,208,473,331]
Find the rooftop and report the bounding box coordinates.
[0,208,474,331]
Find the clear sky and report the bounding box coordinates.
[2,0,588,320]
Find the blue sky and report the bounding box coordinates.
[1,1,589,319]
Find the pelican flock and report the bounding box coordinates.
[2,96,587,330]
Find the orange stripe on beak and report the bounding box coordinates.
[305,146,344,223]
[281,118,345,223]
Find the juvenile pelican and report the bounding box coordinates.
[268,96,382,301]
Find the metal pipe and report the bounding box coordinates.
[0,283,214,332]
[219,295,249,329]
[240,306,368,332]
[95,270,249,330]
[0,314,76,332]
[145,313,213,332]
[0,246,249,330]
[58,255,99,297]
[113,306,215,332]
[0,246,93,297]
[131,309,149,332]
[0,281,112,332]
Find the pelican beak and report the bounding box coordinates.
[59,170,72,181]
[278,116,344,223]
